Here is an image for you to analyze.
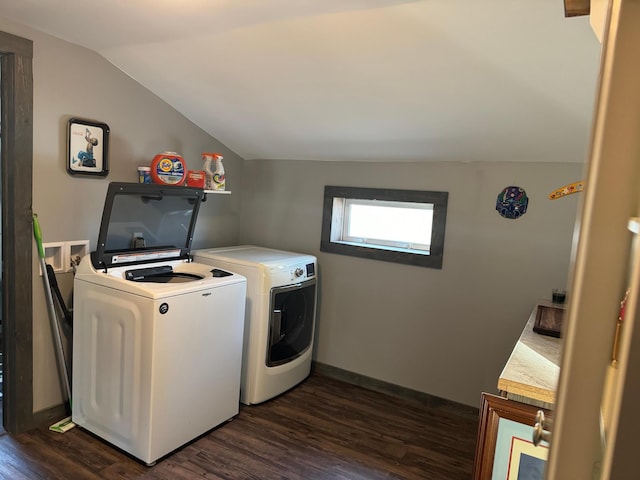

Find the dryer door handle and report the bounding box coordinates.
[271,309,284,345]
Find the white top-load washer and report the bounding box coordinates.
[193,246,317,405]
[73,183,246,465]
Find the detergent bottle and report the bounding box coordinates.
[202,152,225,191]
[150,151,187,186]
[202,154,214,190]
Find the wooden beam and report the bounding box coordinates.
[0,30,35,434]
[564,0,591,17]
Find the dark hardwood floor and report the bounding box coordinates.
[0,373,479,479]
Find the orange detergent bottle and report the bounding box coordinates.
[150,151,187,186]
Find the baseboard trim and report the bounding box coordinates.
[312,361,478,418]
[32,403,70,430]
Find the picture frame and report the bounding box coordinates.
[473,393,551,480]
[67,117,109,176]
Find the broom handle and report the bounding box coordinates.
[33,214,72,403]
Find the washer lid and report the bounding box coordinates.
[92,182,204,270]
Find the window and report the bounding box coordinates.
[321,186,448,269]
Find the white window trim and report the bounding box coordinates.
[339,198,433,253]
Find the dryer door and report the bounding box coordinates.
[267,279,316,367]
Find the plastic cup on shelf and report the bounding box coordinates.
[552,288,566,304]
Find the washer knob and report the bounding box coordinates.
[294,267,304,278]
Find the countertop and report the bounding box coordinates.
[497,300,563,408]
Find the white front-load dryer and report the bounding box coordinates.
[193,246,317,405]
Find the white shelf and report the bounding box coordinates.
[204,190,231,194]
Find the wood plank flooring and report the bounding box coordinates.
[0,373,479,479]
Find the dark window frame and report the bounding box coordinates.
[320,186,448,269]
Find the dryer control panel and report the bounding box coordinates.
[291,262,315,281]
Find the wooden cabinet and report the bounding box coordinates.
[472,303,562,479]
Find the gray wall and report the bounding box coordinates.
[0,17,243,412]
[239,159,583,406]
[0,14,586,414]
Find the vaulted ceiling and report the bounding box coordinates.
[0,0,601,162]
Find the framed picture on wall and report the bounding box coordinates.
[67,117,109,176]
[472,393,550,480]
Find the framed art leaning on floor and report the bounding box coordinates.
[472,393,550,480]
